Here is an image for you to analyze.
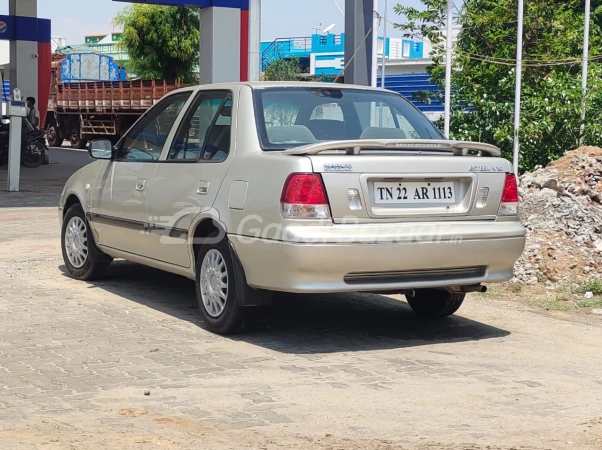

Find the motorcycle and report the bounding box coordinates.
[0,116,47,168]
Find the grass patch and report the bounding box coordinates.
[507,283,523,294]
[537,291,602,311]
[582,277,602,295]
[481,280,602,314]
[538,294,574,311]
[576,297,602,309]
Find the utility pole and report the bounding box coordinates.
[580,0,591,146]
[512,0,524,175]
[344,0,374,85]
[443,0,453,138]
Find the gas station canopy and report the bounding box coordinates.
[113,0,249,5]
[112,0,375,86]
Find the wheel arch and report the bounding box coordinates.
[189,216,271,307]
[190,216,228,262]
[62,193,83,217]
[44,110,57,129]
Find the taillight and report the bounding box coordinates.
[281,173,331,219]
[499,173,519,215]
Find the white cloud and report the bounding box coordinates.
[51,16,118,45]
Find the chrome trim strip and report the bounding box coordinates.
[87,213,189,239]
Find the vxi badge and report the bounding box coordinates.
[469,165,506,172]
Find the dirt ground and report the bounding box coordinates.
[0,150,601,450]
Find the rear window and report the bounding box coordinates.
[253,87,443,151]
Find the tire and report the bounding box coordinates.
[76,139,89,150]
[21,142,45,168]
[195,237,249,334]
[406,289,466,318]
[61,203,112,281]
[69,128,88,150]
[46,122,63,147]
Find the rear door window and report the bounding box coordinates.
[167,91,231,162]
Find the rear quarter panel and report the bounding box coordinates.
[214,85,318,240]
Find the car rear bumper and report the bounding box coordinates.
[229,221,526,294]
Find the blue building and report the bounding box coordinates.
[261,33,424,76]
[261,33,442,117]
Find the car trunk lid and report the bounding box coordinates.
[280,139,511,223]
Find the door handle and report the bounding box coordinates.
[197,180,210,195]
[136,179,146,191]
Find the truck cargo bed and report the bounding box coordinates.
[50,79,187,114]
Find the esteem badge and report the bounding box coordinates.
[324,164,352,172]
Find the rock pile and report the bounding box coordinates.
[513,146,602,284]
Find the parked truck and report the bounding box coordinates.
[45,53,188,148]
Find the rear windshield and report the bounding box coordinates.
[253,87,443,151]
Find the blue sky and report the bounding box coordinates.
[0,0,421,45]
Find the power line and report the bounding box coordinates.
[457,50,602,67]
[389,21,602,66]
[390,1,599,67]
[459,50,600,64]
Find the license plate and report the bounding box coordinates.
[373,181,456,204]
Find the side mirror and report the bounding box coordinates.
[89,139,114,160]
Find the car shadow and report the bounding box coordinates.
[60,261,510,355]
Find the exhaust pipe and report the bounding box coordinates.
[453,284,487,294]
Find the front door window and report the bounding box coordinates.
[118,92,192,161]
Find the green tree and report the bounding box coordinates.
[395,0,602,171]
[114,5,199,83]
[263,57,301,81]
[263,57,334,82]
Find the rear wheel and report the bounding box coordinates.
[195,237,252,334]
[406,289,466,318]
[46,122,63,147]
[69,128,88,149]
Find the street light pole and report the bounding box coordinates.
[372,0,379,87]
[580,0,591,146]
[443,0,453,138]
[381,0,387,89]
[512,0,524,176]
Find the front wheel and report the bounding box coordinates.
[406,289,466,318]
[21,141,45,168]
[195,238,249,334]
[61,203,112,280]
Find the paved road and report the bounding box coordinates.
[0,149,601,449]
[0,147,93,207]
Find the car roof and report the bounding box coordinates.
[245,81,386,91]
[186,81,392,93]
